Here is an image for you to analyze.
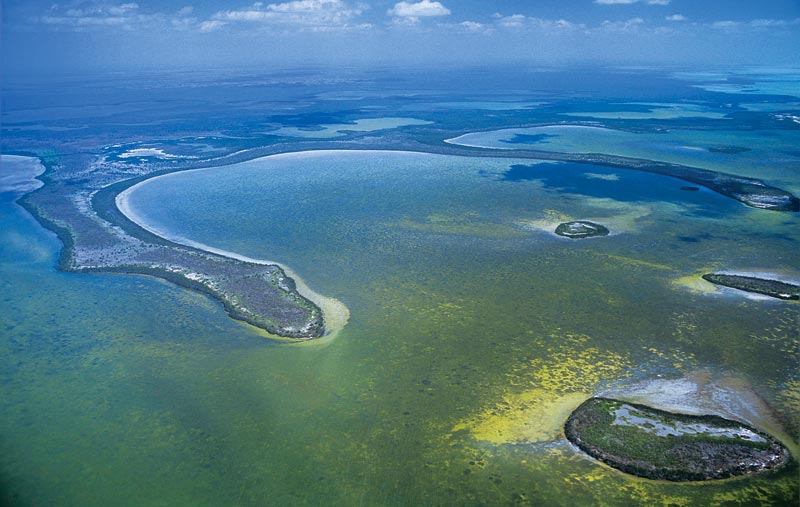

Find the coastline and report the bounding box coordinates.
[116,156,351,338]
[674,270,800,301]
[114,146,798,338]
[598,369,798,457]
[18,143,799,339]
[444,124,611,149]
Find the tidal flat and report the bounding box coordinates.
[2,66,799,506]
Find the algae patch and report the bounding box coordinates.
[451,335,632,446]
[517,198,653,238]
[452,390,587,445]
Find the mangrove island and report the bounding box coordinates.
[564,397,792,481]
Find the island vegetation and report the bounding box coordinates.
[12,118,800,340]
[702,273,800,300]
[554,221,610,239]
[564,397,792,482]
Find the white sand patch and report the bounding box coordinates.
[445,124,609,149]
[517,198,653,238]
[0,154,46,193]
[271,118,432,139]
[583,172,620,181]
[118,148,186,159]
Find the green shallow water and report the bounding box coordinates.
[3,151,800,506]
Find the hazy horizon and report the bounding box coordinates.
[3,0,799,78]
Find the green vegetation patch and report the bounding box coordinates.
[555,221,610,239]
[702,273,800,301]
[565,397,792,481]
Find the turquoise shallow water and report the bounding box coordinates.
[3,149,799,506]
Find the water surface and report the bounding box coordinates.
[106,149,800,505]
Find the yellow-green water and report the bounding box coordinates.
[2,150,798,506]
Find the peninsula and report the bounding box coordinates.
[15,125,800,339]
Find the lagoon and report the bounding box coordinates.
[3,65,800,506]
[88,148,800,504]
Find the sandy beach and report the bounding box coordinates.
[115,154,352,338]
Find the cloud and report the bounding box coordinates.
[493,14,526,28]
[388,1,450,18]
[599,17,645,32]
[206,0,368,31]
[710,18,800,32]
[749,18,800,28]
[107,3,139,15]
[40,2,151,29]
[665,14,685,21]
[458,21,486,32]
[492,13,581,31]
[36,1,202,31]
[711,20,739,30]
[199,20,227,32]
[594,0,670,4]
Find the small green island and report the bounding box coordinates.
[555,221,610,239]
[702,273,800,300]
[564,397,792,482]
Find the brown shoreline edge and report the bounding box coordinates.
[702,273,800,301]
[19,157,328,339]
[13,135,800,339]
[564,397,793,482]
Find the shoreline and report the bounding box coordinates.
[598,369,798,457]
[113,146,798,338]
[116,159,351,338]
[20,142,800,338]
[674,270,800,301]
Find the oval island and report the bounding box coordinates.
[555,221,610,239]
[564,397,792,481]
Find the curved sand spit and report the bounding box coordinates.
[115,157,350,339]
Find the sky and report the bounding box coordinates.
[2,0,799,76]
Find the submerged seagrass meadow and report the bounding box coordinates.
[2,66,799,506]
